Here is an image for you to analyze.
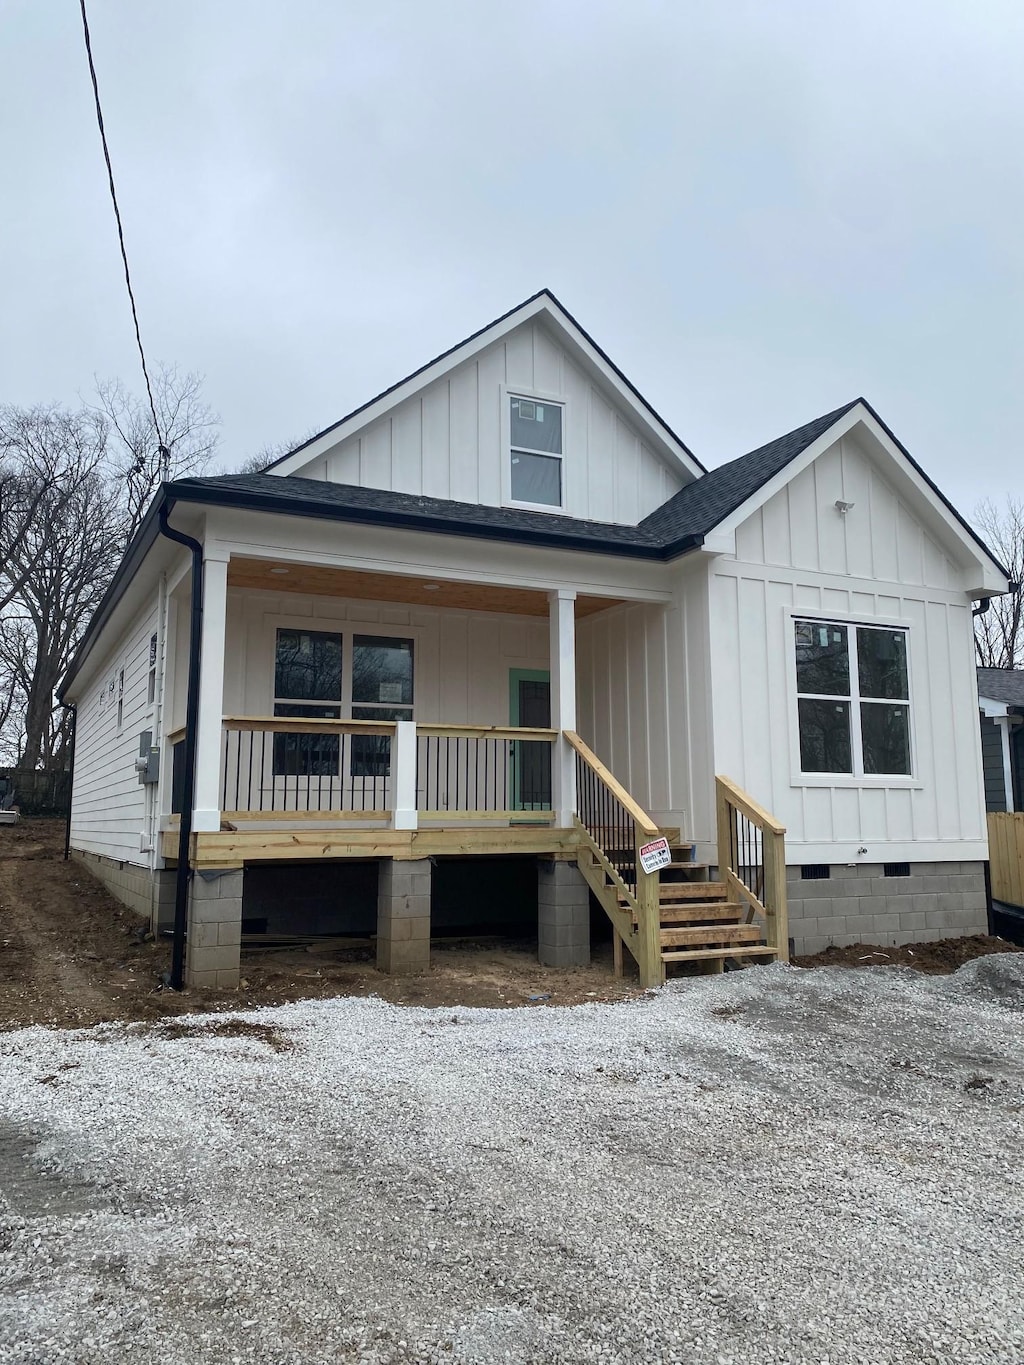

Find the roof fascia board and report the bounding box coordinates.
[268,292,704,482]
[980,696,1011,717]
[703,403,1010,595]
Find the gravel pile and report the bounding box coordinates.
[0,958,1022,1364]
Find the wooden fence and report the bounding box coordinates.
[1,769,72,818]
[988,812,1024,907]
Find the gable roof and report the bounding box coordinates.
[264,288,707,482]
[978,668,1024,707]
[638,400,861,545]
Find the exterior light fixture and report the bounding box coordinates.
[834,500,855,516]
[422,583,440,591]
[269,566,290,575]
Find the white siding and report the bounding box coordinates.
[576,560,713,842]
[300,320,684,524]
[70,596,161,864]
[710,437,986,860]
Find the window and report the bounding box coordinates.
[147,633,158,706]
[794,619,911,777]
[271,628,415,779]
[509,396,563,507]
[351,635,414,776]
[273,629,342,776]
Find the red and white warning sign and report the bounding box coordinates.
[638,836,671,875]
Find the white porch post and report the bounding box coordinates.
[392,720,419,830]
[996,715,1015,812]
[192,553,229,833]
[548,588,577,827]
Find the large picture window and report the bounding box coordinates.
[510,396,563,507]
[794,619,911,777]
[271,628,414,779]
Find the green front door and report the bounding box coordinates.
[509,669,552,811]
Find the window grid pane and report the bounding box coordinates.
[857,627,909,700]
[798,698,853,773]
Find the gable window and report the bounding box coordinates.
[794,619,911,776]
[273,629,342,776]
[510,396,563,507]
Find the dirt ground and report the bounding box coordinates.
[0,820,642,1029]
[1,818,1020,1030]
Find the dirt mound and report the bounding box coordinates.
[793,933,1022,975]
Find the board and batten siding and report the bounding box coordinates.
[218,589,550,727]
[290,320,685,526]
[576,561,713,844]
[70,595,161,864]
[710,435,987,859]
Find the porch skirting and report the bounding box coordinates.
[786,861,988,956]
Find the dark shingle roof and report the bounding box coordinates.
[171,401,865,560]
[638,401,862,548]
[977,668,1024,707]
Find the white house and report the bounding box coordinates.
[58,291,1009,990]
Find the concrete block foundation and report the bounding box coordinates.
[377,858,431,974]
[71,849,175,931]
[786,861,988,955]
[185,869,243,989]
[538,860,590,968]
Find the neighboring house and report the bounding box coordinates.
[58,291,1010,989]
[977,667,1024,812]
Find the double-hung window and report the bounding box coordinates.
[350,635,414,777]
[509,396,563,508]
[794,619,912,777]
[273,629,343,776]
[271,628,414,778]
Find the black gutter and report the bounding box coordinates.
[157,506,205,992]
[62,704,76,861]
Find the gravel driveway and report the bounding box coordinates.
[0,958,1022,1364]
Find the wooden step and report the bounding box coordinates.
[657,903,745,925]
[661,945,779,963]
[659,923,764,948]
[617,881,727,904]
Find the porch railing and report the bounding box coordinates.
[715,775,789,961]
[221,717,396,817]
[416,725,556,821]
[565,730,664,987]
[217,717,557,824]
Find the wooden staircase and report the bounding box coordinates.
[584,838,779,977]
[565,732,789,988]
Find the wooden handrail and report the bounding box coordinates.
[715,774,789,962]
[222,715,397,736]
[715,774,786,835]
[415,724,557,742]
[564,730,660,836]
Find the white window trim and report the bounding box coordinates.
[501,384,569,514]
[785,608,921,789]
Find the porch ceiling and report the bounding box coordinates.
[226,557,623,618]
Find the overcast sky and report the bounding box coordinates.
[2,1,1022,512]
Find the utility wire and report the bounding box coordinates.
[78,0,169,478]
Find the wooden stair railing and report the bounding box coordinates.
[715,775,789,963]
[564,731,666,988]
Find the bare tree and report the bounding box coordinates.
[974,497,1024,669]
[95,364,219,540]
[236,430,320,475]
[0,404,108,612]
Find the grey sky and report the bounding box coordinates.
[3,1,1022,512]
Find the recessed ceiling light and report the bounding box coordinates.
[269,566,290,575]
[422,583,440,591]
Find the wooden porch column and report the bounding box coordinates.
[548,588,577,827]
[192,553,229,833]
[392,720,419,830]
